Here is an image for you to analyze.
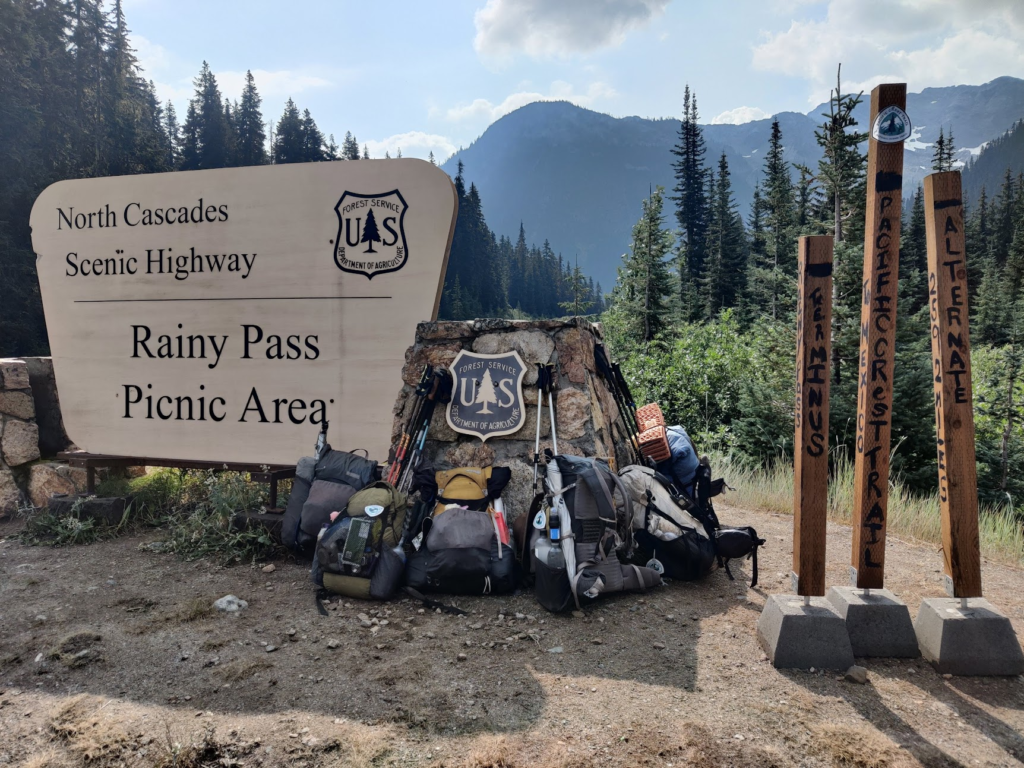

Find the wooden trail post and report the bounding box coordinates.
[793,236,834,596]
[851,83,908,589]
[924,171,983,598]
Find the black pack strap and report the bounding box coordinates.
[403,586,467,615]
[644,491,698,535]
[315,588,331,616]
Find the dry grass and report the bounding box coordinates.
[810,723,914,768]
[172,597,213,623]
[48,632,102,668]
[714,451,1024,567]
[215,658,273,683]
[49,695,130,764]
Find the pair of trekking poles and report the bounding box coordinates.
[593,343,644,466]
[386,365,453,494]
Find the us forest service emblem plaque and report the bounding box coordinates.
[446,350,527,442]
[334,190,408,278]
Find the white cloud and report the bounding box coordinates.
[446,81,617,123]
[364,132,459,162]
[711,106,770,125]
[752,0,1024,103]
[474,0,670,60]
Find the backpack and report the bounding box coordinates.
[618,465,717,581]
[535,455,662,612]
[404,466,516,595]
[281,448,378,556]
[313,482,408,600]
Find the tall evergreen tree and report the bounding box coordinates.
[342,131,360,160]
[670,85,709,310]
[163,100,181,167]
[604,187,675,347]
[813,66,867,242]
[701,152,747,317]
[300,108,324,161]
[273,98,304,164]
[747,119,797,319]
[234,70,267,166]
[180,61,231,169]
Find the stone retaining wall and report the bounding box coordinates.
[0,357,81,514]
[390,319,629,521]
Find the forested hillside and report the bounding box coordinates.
[601,80,1024,510]
[0,0,593,356]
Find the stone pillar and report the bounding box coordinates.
[391,319,629,521]
[0,358,40,514]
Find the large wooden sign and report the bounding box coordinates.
[924,171,982,598]
[793,236,833,596]
[31,160,457,465]
[851,84,907,589]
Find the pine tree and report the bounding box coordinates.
[300,108,324,161]
[428,151,436,165]
[670,85,709,308]
[813,66,867,242]
[604,187,675,348]
[701,152,747,317]
[325,134,338,160]
[362,144,369,160]
[180,61,232,170]
[944,125,957,170]
[164,100,181,168]
[234,70,267,166]
[901,185,928,316]
[933,128,948,172]
[273,98,304,164]
[361,209,381,253]
[747,120,797,319]
[342,131,360,160]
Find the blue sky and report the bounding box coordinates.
[127,0,1024,161]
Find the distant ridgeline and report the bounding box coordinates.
[436,162,605,322]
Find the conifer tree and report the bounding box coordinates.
[747,120,797,319]
[180,61,232,170]
[235,70,267,166]
[701,152,747,317]
[428,151,436,165]
[901,185,928,316]
[164,100,181,167]
[813,66,867,242]
[670,86,710,310]
[362,144,369,159]
[933,127,948,172]
[300,108,324,161]
[475,369,498,413]
[342,131,360,160]
[326,134,338,160]
[604,187,675,347]
[273,98,304,164]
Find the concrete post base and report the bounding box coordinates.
[827,586,920,658]
[914,598,1024,676]
[757,594,855,670]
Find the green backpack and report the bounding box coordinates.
[315,481,408,600]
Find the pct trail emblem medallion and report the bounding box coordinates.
[446,350,527,442]
[334,190,408,279]
[871,106,912,144]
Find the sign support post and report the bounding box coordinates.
[828,84,920,658]
[792,236,833,598]
[757,234,855,672]
[913,170,1024,675]
[850,83,907,590]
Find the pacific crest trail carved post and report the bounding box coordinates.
[924,171,982,598]
[851,83,907,589]
[793,236,833,597]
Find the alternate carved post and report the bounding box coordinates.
[924,171,982,598]
[851,83,907,589]
[793,236,833,596]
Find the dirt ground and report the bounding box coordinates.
[1,500,1022,768]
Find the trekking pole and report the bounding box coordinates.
[532,364,545,490]
[543,363,558,456]
[398,370,453,493]
[594,345,641,463]
[387,366,433,485]
[313,419,329,462]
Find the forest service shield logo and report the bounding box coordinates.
[333,190,408,279]
[446,350,527,442]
